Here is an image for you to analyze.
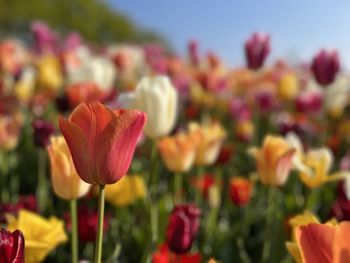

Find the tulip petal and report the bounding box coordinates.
[333,222,350,263]
[285,242,303,263]
[296,223,335,263]
[95,109,146,184]
[58,116,93,183]
[275,149,295,185]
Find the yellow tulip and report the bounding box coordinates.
[285,211,337,263]
[286,133,349,188]
[249,135,295,186]
[278,73,299,101]
[188,121,226,166]
[158,132,198,172]
[104,174,147,207]
[6,209,67,263]
[37,55,63,91]
[236,119,255,142]
[47,136,91,200]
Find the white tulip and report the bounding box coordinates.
[118,76,178,138]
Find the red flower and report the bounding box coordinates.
[152,244,201,263]
[32,119,55,147]
[0,228,25,263]
[311,49,340,86]
[191,174,216,198]
[244,32,271,70]
[65,83,107,108]
[58,102,146,184]
[229,177,252,207]
[166,204,201,254]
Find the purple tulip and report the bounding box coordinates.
[244,32,271,70]
[311,49,340,86]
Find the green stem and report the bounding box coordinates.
[70,199,78,263]
[37,149,47,212]
[195,166,204,205]
[94,185,105,263]
[174,172,182,204]
[262,187,277,262]
[149,139,159,244]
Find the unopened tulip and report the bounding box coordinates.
[244,32,271,70]
[249,135,295,186]
[158,132,198,173]
[278,73,299,101]
[0,228,25,263]
[311,49,340,86]
[37,55,63,91]
[229,177,252,207]
[47,136,91,200]
[58,102,146,185]
[118,76,178,138]
[6,209,67,263]
[32,119,54,147]
[166,204,201,254]
[189,122,226,166]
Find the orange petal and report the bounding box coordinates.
[58,116,94,184]
[296,223,335,263]
[333,221,350,263]
[95,109,146,184]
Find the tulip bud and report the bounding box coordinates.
[32,119,54,147]
[278,73,299,101]
[118,76,178,138]
[188,40,200,66]
[229,177,252,207]
[244,32,271,70]
[166,204,201,254]
[47,136,91,200]
[311,49,340,86]
[0,228,25,263]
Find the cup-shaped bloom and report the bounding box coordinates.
[278,73,299,101]
[249,135,295,186]
[58,102,146,185]
[118,76,178,138]
[188,122,226,166]
[0,228,25,263]
[166,204,201,254]
[158,132,198,173]
[6,209,67,263]
[37,55,63,91]
[47,136,91,200]
[296,222,350,263]
[32,120,54,147]
[104,174,146,207]
[311,49,340,86]
[229,177,253,207]
[244,32,271,70]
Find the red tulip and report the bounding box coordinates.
[58,101,146,184]
[166,204,201,254]
[0,228,25,263]
[229,177,252,207]
[191,174,216,198]
[152,244,201,263]
[311,49,340,86]
[244,32,271,70]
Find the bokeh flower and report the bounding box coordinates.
[6,209,67,263]
[249,135,295,186]
[32,119,54,147]
[229,177,253,207]
[118,75,178,138]
[104,174,146,207]
[311,49,340,86]
[244,32,270,70]
[47,135,91,200]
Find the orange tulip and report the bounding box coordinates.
[58,102,146,185]
[296,222,350,263]
[249,135,295,186]
[158,132,198,173]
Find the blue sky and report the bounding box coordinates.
[109,1,350,67]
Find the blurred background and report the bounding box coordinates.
[3,0,350,66]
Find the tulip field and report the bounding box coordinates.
[1,21,350,263]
